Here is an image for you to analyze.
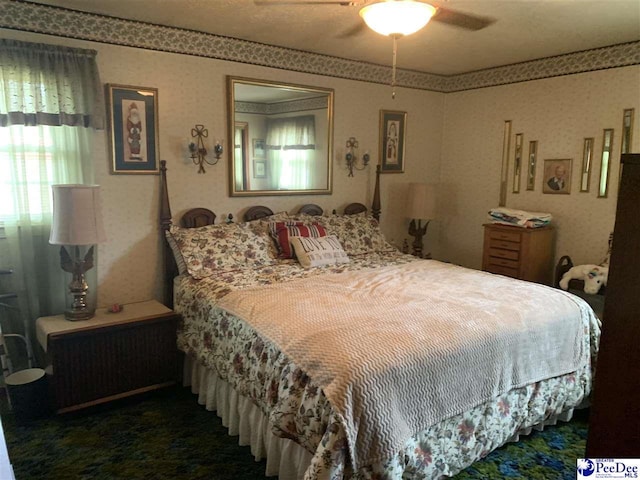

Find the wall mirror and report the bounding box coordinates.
[227,76,334,196]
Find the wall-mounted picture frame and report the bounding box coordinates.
[253,139,266,159]
[598,128,614,198]
[106,84,159,174]
[512,133,523,193]
[542,158,572,194]
[499,120,512,206]
[580,137,594,192]
[253,159,266,178]
[526,140,538,191]
[379,110,406,173]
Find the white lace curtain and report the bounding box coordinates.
[0,40,102,364]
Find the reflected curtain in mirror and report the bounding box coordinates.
[266,115,315,190]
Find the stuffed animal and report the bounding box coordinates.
[559,264,608,294]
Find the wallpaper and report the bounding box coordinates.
[0,28,444,306]
[1,26,638,308]
[0,0,638,93]
[440,67,640,270]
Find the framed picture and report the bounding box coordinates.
[542,158,572,194]
[379,110,407,173]
[106,84,159,174]
[253,139,266,159]
[253,159,266,178]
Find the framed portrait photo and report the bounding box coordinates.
[253,139,266,159]
[379,110,407,173]
[106,84,159,174]
[253,159,267,178]
[542,158,572,194]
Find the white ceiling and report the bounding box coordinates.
[31,0,640,75]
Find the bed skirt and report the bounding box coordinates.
[183,355,582,479]
[184,355,313,479]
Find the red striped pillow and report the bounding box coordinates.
[271,221,327,258]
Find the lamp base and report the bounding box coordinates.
[64,307,95,322]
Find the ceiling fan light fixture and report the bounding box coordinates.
[359,1,437,36]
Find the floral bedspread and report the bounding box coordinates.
[175,254,599,479]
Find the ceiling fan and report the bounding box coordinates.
[254,1,495,98]
[254,0,495,34]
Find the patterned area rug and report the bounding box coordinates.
[1,387,588,479]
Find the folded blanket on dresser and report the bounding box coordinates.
[217,260,594,470]
[488,207,552,228]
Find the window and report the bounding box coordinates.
[0,125,90,223]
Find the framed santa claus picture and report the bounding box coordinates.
[106,84,159,174]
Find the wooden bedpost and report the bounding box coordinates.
[160,160,176,307]
[371,164,381,221]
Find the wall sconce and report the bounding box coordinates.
[189,124,223,174]
[345,137,370,177]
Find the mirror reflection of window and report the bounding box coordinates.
[266,115,315,190]
[228,77,333,196]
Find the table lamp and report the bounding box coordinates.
[49,185,106,321]
[406,183,436,258]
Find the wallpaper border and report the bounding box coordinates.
[1,0,638,93]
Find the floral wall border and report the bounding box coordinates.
[1,0,638,93]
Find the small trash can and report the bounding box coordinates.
[5,368,50,421]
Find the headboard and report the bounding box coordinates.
[160,161,382,306]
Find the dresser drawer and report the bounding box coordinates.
[485,264,519,278]
[489,239,521,251]
[488,257,520,269]
[482,223,554,285]
[489,248,519,260]
[489,229,522,243]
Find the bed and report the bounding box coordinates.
[159,161,600,479]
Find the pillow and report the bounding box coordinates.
[269,221,327,259]
[245,211,291,258]
[169,222,276,279]
[289,235,350,268]
[314,214,396,256]
[164,230,188,275]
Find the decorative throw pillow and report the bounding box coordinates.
[269,221,327,259]
[289,235,350,268]
[314,214,396,256]
[169,222,276,279]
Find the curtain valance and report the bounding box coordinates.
[266,115,316,150]
[0,39,104,129]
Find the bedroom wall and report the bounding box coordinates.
[1,28,444,307]
[439,66,640,270]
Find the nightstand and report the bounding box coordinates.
[36,300,179,413]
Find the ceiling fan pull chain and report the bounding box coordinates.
[391,35,398,99]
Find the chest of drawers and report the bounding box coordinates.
[481,223,555,284]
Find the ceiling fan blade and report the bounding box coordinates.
[432,7,495,31]
[337,22,367,38]
[254,0,362,5]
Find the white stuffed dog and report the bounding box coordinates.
[559,264,609,294]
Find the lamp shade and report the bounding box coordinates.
[406,183,436,220]
[359,1,437,37]
[49,184,106,245]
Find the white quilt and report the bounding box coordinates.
[217,260,596,470]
